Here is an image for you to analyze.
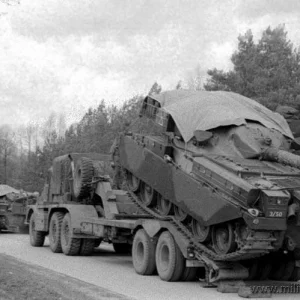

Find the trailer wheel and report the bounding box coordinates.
[132,229,156,275]
[29,213,46,247]
[181,267,198,281]
[73,157,94,199]
[155,231,185,281]
[113,243,132,254]
[49,212,64,253]
[60,213,81,256]
[80,239,95,256]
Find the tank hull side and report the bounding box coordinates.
[119,135,242,226]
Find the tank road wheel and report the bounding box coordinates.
[49,212,64,253]
[132,229,156,275]
[191,219,211,243]
[156,194,173,216]
[60,213,81,256]
[73,157,94,200]
[155,231,185,282]
[140,182,157,207]
[80,239,95,256]
[113,243,132,254]
[126,170,140,192]
[174,206,190,223]
[29,213,46,247]
[212,223,237,255]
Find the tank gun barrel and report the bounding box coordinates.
[261,148,300,169]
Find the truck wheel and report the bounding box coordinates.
[60,213,81,256]
[73,157,94,199]
[80,239,95,256]
[113,243,132,254]
[132,229,156,275]
[180,267,198,281]
[49,212,64,253]
[29,213,46,247]
[155,231,185,281]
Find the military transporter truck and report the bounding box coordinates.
[26,90,300,288]
[119,90,300,282]
[26,152,207,282]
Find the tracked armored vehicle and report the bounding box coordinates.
[119,90,300,280]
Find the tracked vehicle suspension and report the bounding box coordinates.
[121,169,300,282]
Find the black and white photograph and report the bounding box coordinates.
[1,0,300,299]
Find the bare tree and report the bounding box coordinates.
[0,125,16,184]
[186,64,205,91]
[57,113,67,138]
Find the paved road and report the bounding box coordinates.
[0,233,299,300]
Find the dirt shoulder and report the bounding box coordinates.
[0,253,134,300]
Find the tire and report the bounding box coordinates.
[181,267,198,281]
[155,231,185,281]
[29,213,46,247]
[49,212,64,253]
[60,213,81,256]
[113,243,132,254]
[73,157,94,199]
[80,239,95,256]
[132,229,156,275]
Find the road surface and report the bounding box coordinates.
[0,233,299,300]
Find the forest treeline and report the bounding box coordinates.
[1,24,300,193]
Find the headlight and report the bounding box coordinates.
[248,208,260,217]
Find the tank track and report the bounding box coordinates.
[122,177,276,263]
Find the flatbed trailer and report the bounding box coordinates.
[25,174,300,298]
[25,178,208,280]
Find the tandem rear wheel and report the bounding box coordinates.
[132,229,198,282]
[48,211,95,256]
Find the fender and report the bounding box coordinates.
[26,204,98,233]
[54,204,98,231]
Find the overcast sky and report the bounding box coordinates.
[1,0,300,127]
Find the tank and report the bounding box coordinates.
[0,185,38,233]
[118,90,300,280]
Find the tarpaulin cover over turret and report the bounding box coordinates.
[148,90,294,142]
